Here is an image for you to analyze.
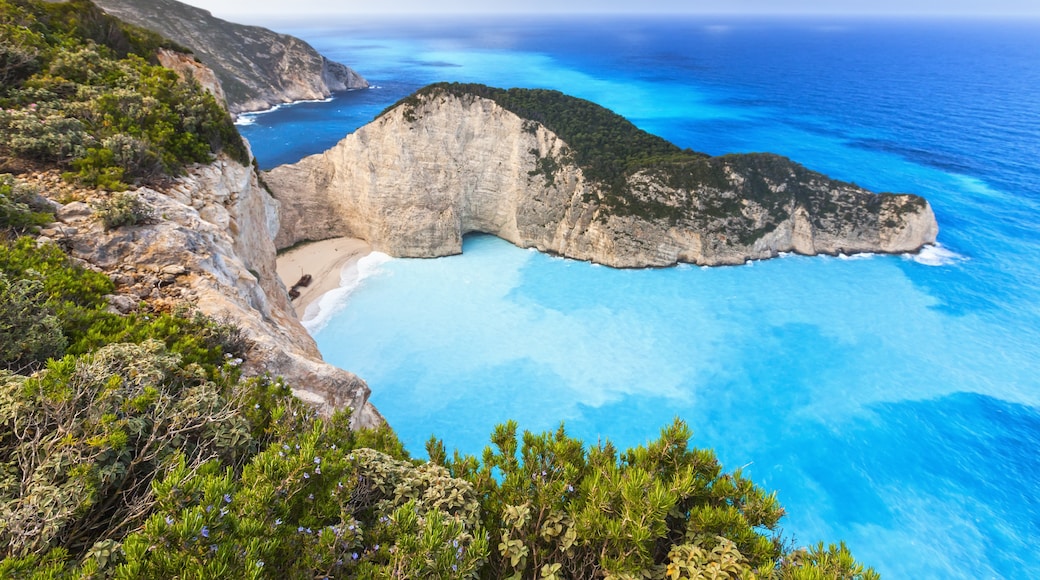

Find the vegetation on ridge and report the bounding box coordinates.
[388,83,925,240]
[0,0,246,190]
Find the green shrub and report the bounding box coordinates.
[0,175,53,234]
[0,0,248,190]
[92,191,152,228]
[0,273,66,372]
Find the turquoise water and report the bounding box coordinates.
[241,17,1040,578]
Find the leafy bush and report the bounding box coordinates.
[0,174,53,234]
[0,341,295,567]
[430,420,786,579]
[0,0,247,190]
[0,232,879,579]
[92,191,152,228]
[0,273,66,372]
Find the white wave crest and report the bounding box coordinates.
[301,252,394,333]
[234,97,336,125]
[838,252,877,261]
[907,244,966,267]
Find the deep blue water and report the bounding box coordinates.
[240,17,1040,579]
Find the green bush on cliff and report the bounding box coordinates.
[0,235,247,378]
[0,174,53,235]
[0,0,247,188]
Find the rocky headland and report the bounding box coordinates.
[265,83,938,267]
[92,0,369,114]
[23,160,382,429]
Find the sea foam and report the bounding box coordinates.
[301,252,394,333]
[908,244,966,267]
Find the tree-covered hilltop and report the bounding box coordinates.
[0,0,246,190]
[388,83,927,232]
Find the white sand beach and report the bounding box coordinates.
[276,237,371,316]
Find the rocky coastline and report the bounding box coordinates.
[92,0,369,114]
[22,161,383,429]
[265,87,938,267]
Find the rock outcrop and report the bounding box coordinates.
[28,158,382,429]
[93,0,368,114]
[265,87,938,267]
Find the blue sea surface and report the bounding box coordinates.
[240,17,1040,579]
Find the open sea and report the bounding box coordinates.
[237,16,1040,578]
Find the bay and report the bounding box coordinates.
[240,17,1040,578]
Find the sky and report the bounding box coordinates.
[177,0,1040,19]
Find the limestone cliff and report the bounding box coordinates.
[30,158,382,429]
[265,85,938,267]
[93,0,368,114]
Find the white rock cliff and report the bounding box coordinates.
[265,90,938,267]
[40,157,382,429]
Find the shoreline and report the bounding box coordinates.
[276,237,371,318]
[234,87,376,125]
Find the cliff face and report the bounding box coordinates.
[32,158,382,429]
[265,90,938,267]
[92,0,368,114]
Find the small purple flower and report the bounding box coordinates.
[303,472,310,479]
[205,505,213,513]
[220,508,228,517]
[308,493,314,500]
[200,526,209,538]
[210,544,218,553]
[257,561,264,568]
[314,457,321,464]
[275,518,283,525]
[165,515,174,525]
[352,552,359,560]
[223,494,232,504]
[567,484,574,492]
[315,466,321,474]
[298,526,305,533]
